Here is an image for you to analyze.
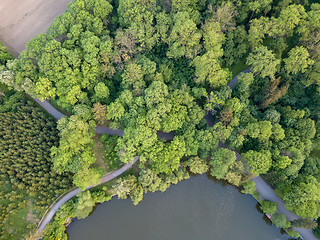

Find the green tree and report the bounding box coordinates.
[93,82,110,102]
[210,148,236,179]
[192,51,228,88]
[211,2,237,33]
[297,3,320,58]
[246,46,280,79]
[242,150,272,175]
[284,46,314,74]
[166,11,201,59]
[260,200,278,215]
[291,218,318,229]
[0,41,13,64]
[34,77,56,100]
[281,176,320,218]
[271,214,291,229]
[138,168,161,192]
[144,81,168,108]
[51,114,96,175]
[185,157,209,174]
[74,191,95,219]
[113,175,137,199]
[73,167,105,191]
[129,184,144,205]
[271,123,285,141]
[241,181,256,194]
[106,101,125,122]
[117,0,158,50]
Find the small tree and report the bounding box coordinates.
[291,218,318,229]
[246,46,280,79]
[185,157,209,174]
[260,200,277,215]
[271,214,291,229]
[74,191,95,219]
[241,181,256,194]
[284,46,314,74]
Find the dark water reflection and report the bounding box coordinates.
[67,175,288,240]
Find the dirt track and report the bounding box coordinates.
[0,0,72,57]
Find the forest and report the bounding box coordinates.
[0,48,74,239]
[0,0,320,239]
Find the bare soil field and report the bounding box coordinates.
[0,0,72,57]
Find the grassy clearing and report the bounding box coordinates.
[0,83,11,93]
[100,134,124,171]
[48,99,72,116]
[228,58,249,78]
[3,203,33,239]
[93,134,124,172]
[93,134,108,171]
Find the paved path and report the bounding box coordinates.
[31,71,319,239]
[30,95,175,140]
[31,96,65,120]
[1,0,316,237]
[228,67,251,89]
[37,156,139,232]
[253,177,318,240]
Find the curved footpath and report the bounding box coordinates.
[32,70,318,239]
[37,156,139,232]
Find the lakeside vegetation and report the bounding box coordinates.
[0,0,320,239]
[0,48,73,240]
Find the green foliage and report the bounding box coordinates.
[246,46,280,79]
[242,150,272,175]
[51,114,96,174]
[138,169,161,192]
[93,82,110,102]
[75,191,95,219]
[192,51,228,88]
[73,167,105,191]
[0,42,13,65]
[291,218,318,229]
[113,175,137,199]
[241,181,256,194]
[210,148,236,179]
[284,46,314,74]
[271,214,291,229]
[279,176,320,219]
[0,99,72,239]
[185,157,209,174]
[260,200,278,215]
[166,11,201,59]
[2,0,320,233]
[223,25,249,67]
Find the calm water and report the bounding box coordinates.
[67,175,288,240]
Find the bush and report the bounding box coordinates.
[271,214,291,229]
[260,200,278,215]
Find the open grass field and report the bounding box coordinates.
[0,0,72,56]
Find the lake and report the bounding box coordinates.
[67,174,288,240]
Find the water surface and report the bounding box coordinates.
[67,175,288,240]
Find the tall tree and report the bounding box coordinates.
[284,46,314,74]
[246,46,280,79]
[242,150,272,175]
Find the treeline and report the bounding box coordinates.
[0,44,73,239]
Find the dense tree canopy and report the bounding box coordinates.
[1,0,320,237]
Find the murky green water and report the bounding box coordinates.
[67,175,288,240]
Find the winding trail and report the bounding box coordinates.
[1,1,316,238]
[37,156,139,232]
[32,69,318,239]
